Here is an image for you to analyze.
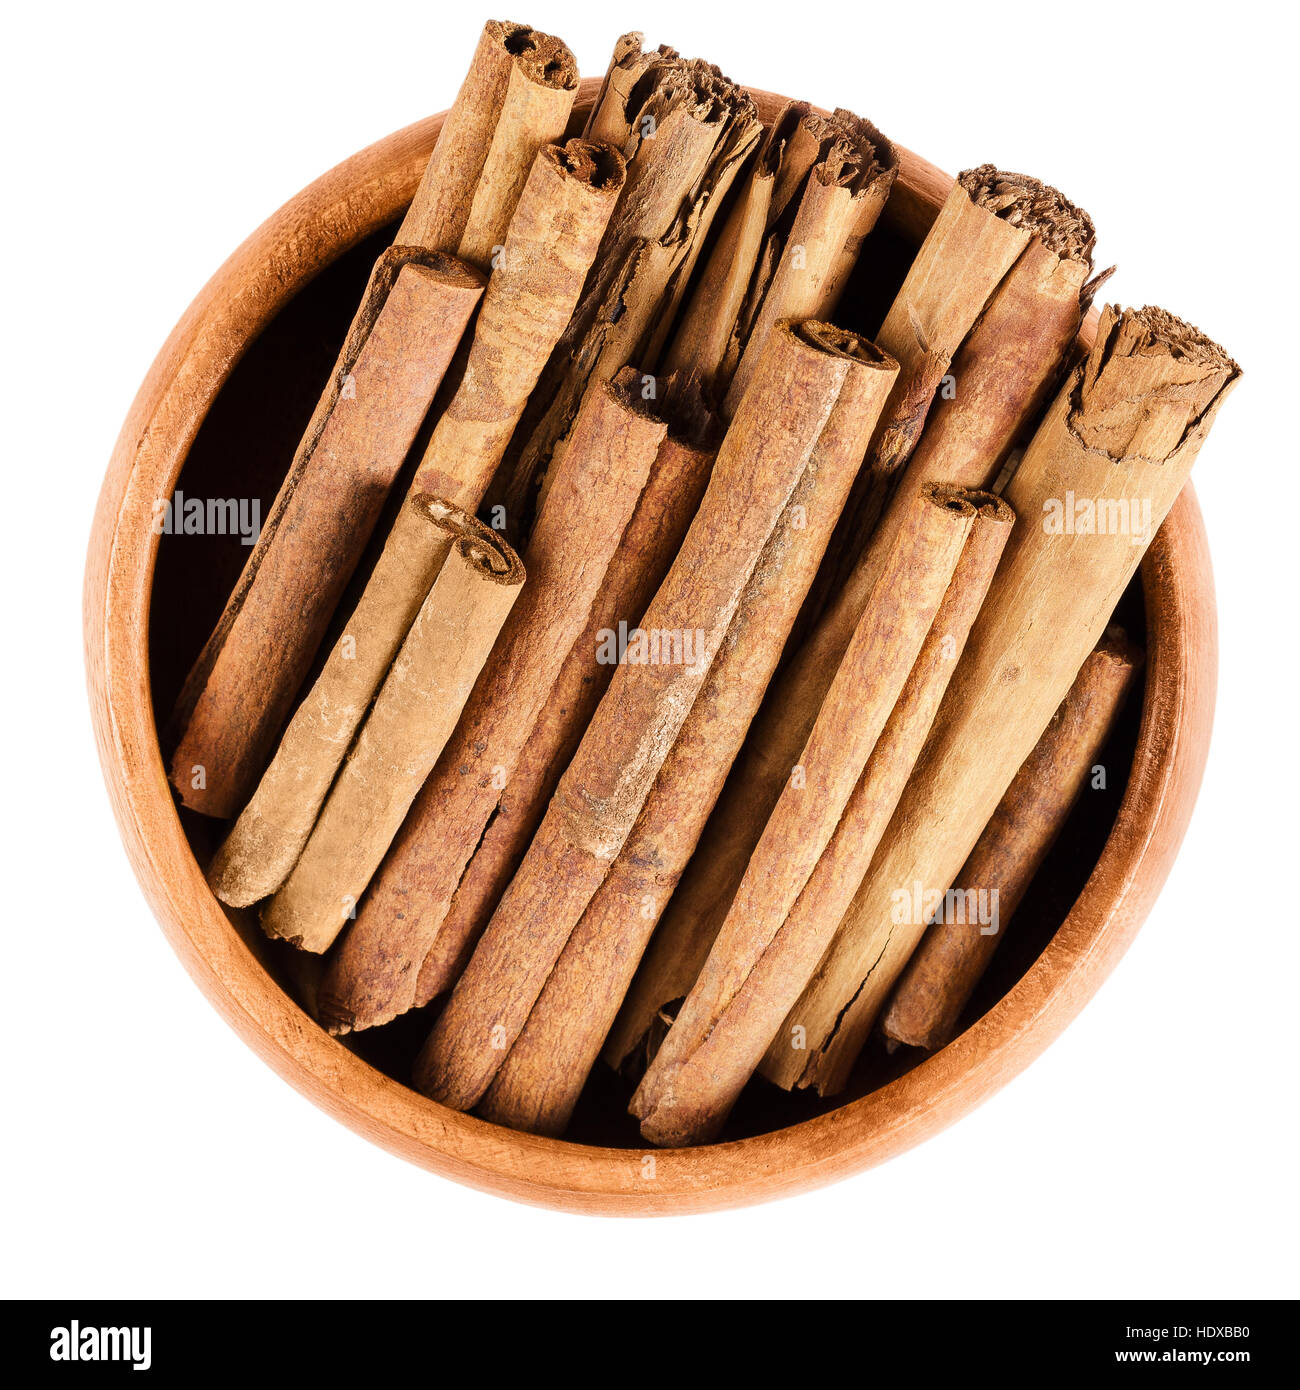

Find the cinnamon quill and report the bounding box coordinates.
[168,252,485,818]
[631,492,1013,1145]
[719,111,897,418]
[881,629,1142,1052]
[254,503,524,954]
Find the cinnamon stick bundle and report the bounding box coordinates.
[169,21,583,819]
[499,36,760,528]
[881,629,1142,1052]
[763,305,1238,1095]
[611,177,1096,1054]
[414,321,861,1111]
[658,106,797,411]
[719,111,897,419]
[793,233,1100,715]
[479,326,898,1135]
[631,484,991,1145]
[317,370,667,1031]
[871,168,1091,475]
[397,19,578,265]
[813,177,1097,621]
[207,139,624,906]
[813,169,1094,617]
[252,503,524,954]
[665,107,896,417]
[413,424,716,1006]
[168,252,485,817]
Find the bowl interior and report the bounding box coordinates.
[148,213,1148,1149]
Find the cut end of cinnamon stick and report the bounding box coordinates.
[962,489,1017,528]
[1070,303,1241,462]
[394,254,489,295]
[606,364,667,423]
[547,138,628,199]
[958,165,1095,265]
[1095,622,1147,674]
[631,52,757,134]
[410,494,524,586]
[810,108,898,196]
[920,482,981,522]
[490,19,579,91]
[796,320,897,373]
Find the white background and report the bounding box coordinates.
[5,0,1295,1300]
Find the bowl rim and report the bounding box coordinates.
[83,81,1218,1215]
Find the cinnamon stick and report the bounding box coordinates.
[874,168,1090,474]
[613,181,1096,1050]
[479,326,897,1135]
[317,370,667,1032]
[397,20,578,264]
[720,111,897,419]
[658,108,792,411]
[499,38,760,530]
[414,321,860,1111]
[413,426,716,1006]
[583,33,677,146]
[168,252,485,818]
[250,502,524,953]
[206,139,624,903]
[881,629,1142,1052]
[631,484,986,1145]
[794,235,1100,724]
[812,178,1097,627]
[763,305,1238,1095]
[812,169,1093,626]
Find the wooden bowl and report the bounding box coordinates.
[84,82,1217,1214]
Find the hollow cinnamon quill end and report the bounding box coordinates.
[488,19,579,92]
[962,490,1017,527]
[796,320,898,374]
[958,164,1096,266]
[607,36,758,144]
[917,481,981,522]
[410,494,524,586]
[1093,303,1240,382]
[547,137,627,199]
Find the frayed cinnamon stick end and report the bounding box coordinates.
[958,164,1095,266]
[489,20,579,93]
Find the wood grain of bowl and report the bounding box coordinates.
[84,82,1217,1214]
